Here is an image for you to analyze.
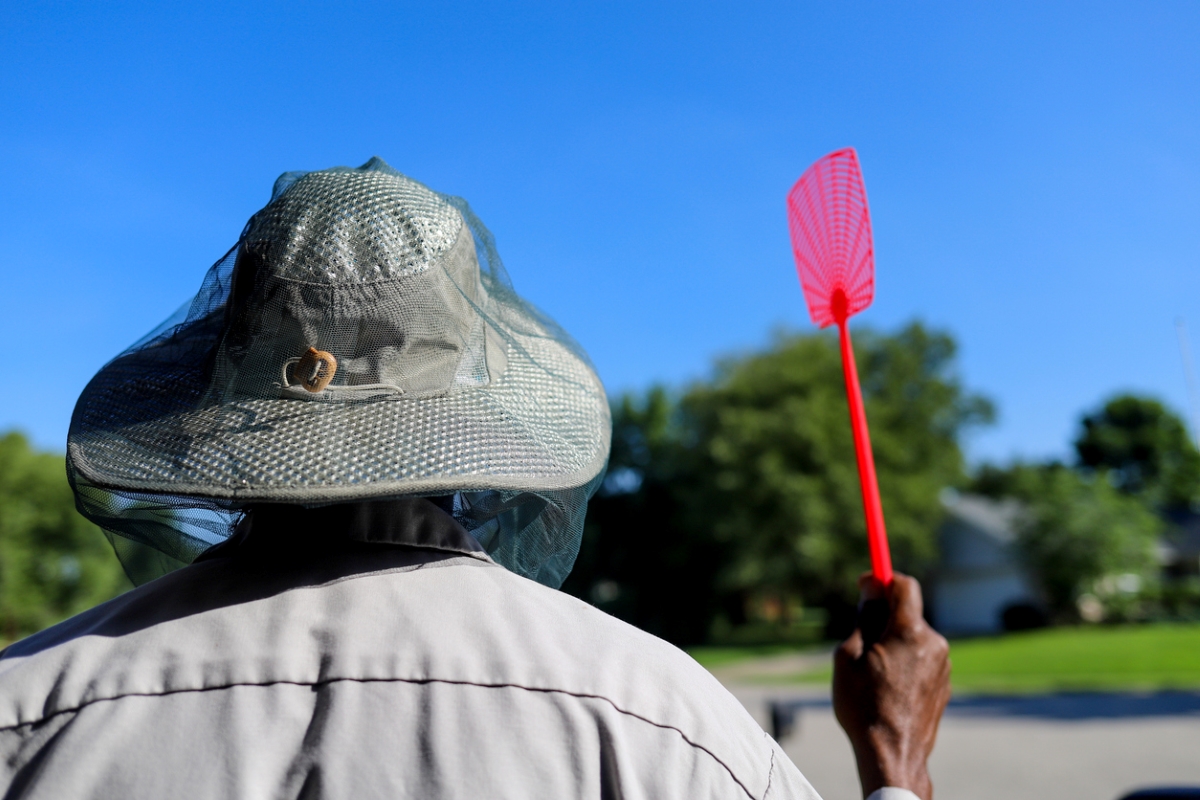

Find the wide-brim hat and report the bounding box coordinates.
[67,158,611,585]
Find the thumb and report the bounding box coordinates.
[888,573,926,630]
[858,572,886,602]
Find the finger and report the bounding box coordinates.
[836,627,865,663]
[887,573,926,629]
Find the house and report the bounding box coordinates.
[1162,510,1200,577]
[931,491,1043,636]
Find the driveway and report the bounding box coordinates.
[713,662,1200,800]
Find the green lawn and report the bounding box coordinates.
[688,644,809,668]
[947,622,1200,692]
[691,622,1200,693]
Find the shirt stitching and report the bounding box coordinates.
[762,736,776,800]
[0,676,759,799]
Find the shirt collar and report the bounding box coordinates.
[197,497,489,564]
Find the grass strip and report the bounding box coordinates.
[948,622,1200,693]
[692,622,1200,693]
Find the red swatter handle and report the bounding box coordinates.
[837,321,894,586]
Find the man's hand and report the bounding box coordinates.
[832,573,951,800]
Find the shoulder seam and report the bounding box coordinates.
[0,675,760,799]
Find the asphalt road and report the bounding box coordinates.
[719,680,1200,800]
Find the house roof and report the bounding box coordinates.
[940,490,1025,545]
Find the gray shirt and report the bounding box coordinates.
[0,500,820,799]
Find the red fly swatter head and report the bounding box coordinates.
[786,148,875,328]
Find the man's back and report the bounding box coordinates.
[0,532,817,799]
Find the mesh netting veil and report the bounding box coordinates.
[67,157,610,588]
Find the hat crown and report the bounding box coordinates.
[245,168,464,285]
[216,164,495,402]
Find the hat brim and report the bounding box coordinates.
[68,322,611,503]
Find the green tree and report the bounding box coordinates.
[1074,394,1200,510]
[0,432,130,640]
[566,322,992,643]
[973,462,1161,619]
[682,323,992,618]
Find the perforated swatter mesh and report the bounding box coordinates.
[786,148,874,328]
[67,157,611,588]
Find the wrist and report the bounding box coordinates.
[851,732,932,800]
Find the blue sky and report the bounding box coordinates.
[2,1,1198,464]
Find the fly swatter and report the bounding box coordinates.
[786,147,894,587]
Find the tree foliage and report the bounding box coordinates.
[684,323,992,602]
[565,322,992,644]
[1074,393,1200,511]
[0,432,129,640]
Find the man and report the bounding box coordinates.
[0,159,949,798]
